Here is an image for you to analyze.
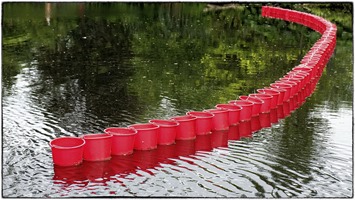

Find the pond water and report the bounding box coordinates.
[2,3,353,197]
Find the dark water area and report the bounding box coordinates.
[2,2,353,197]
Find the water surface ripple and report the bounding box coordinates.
[2,3,352,198]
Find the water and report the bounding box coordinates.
[2,3,353,197]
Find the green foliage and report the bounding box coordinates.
[2,2,352,120]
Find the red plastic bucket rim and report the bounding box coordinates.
[187,111,214,118]
[215,104,242,111]
[264,87,286,92]
[239,96,264,104]
[230,100,254,106]
[170,115,196,122]
[204,108,229,114]
[249,93,273,99]
[276,80,297,86]
[270,82,292,88]
[257,89,280,95]
[128,123,160,131]
[82,133,113,140]
[149,119,179,127]
[50,136,86,150]
[104,127,137,136]
[280,77,302,82]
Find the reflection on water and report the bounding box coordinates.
[2,2,353,197]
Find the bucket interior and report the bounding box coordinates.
[187,111,214,118]
[83,133,112,140]
[51,137,85,148]
[240,96,263,104]
[216,104,242,111]
[130,123,159,130]
[233,100,254,107]
[104,127,137,136]
[171,115,196,121]
[149,119,179,127]
[250,94,273,99]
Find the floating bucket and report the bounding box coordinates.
[171,115,197,140]
[204,109,229,131]
[149,119,179,145]
[275,80,298,97]
[187,111,214,135]
[104,127,137,155]
[239,95,263,117]
[215,104,242,126]
[257,89,280,109]
[50,137,86,166]
[270,83,292,102]
[82,133,112,161]
[128,123,159,150]
[229,100,254,121]
[264,87,286,106]
[278,79,300,96]
[284,73,307,89]
[249,93,273,113]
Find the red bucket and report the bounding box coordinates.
[204,109,229,131]
[82,133,112,161]
[276,80,298,98]
[171,115,197,140]
[104,127,137,155]
[128,123,159,150]
[279,79,301,95]
[270,82,292,102]
[257,89,280,109]
[215,104,242,126]
[187,111,214,135]
[264,87,286,106]
[239,96,263,117]
[229,100,254,121]
[149,119,179,145]
[50,137,85,166]
[249,93,273,113]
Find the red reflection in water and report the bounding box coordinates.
[259,112,271,128]
[52,99,303,187]
[239,120,252,138]
[251,116,261,132]
[211,130,229,148]
[227,125,240,140]
[270,108,278,124]
[195,134,212,151]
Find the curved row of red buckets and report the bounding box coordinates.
[49,6,337,167]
